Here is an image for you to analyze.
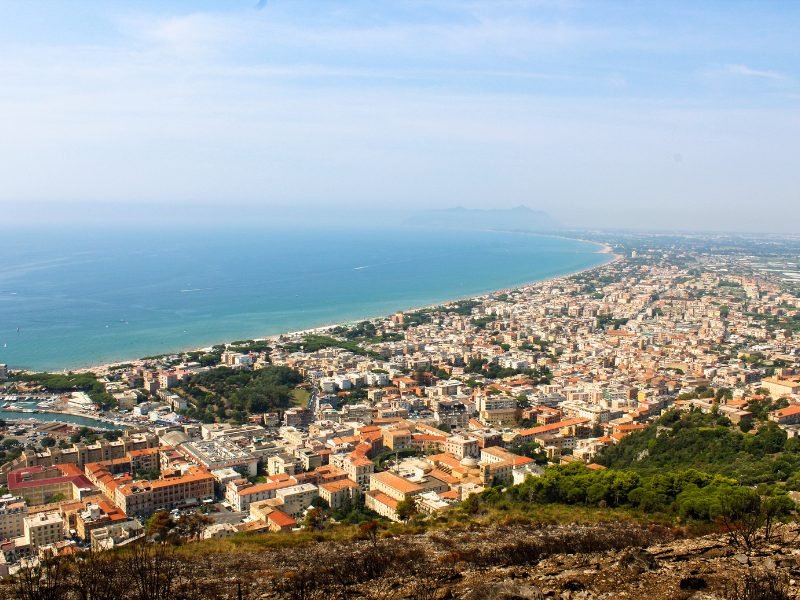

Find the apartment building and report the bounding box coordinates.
[274,483,318,519]
[0,495,27,541]
[318,479,360,510]
[24,511,64,551]
[331,453,374,490]
[365,471,424,522]
[383,429,412,450]
[761,377,800,398]
[114,466,214,516]
[224,474,298,512]
[479,447,535,486]
[444,435,479,459]
[90,520,145,551]
[20,432,158,470]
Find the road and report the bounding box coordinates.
[208,509,247,525]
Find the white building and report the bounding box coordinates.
[90,520,145,551]
[180,439,259,477]
[24,511,64,551]
[275,483,319,518]
[0,495,27,541]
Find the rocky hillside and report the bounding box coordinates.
[2,521,797,599]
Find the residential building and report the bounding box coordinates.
[24,511,64,551]
[0,495,27,541]
[318,479,360,510]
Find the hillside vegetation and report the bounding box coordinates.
[179,365,303,423]
[597,409,800,487]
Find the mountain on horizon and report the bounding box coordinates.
[413,205,561,232]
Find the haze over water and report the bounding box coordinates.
[0,227,607,371]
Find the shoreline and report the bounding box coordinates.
[16,236,620,375]
[0,408,128,430]
[65,244,621,375]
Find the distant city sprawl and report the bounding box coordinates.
[2,233,800,596]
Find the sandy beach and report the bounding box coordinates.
[62,243,621,376]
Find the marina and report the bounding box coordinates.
[0,396,125,430]
[0,409,123,430]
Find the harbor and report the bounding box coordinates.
[0,395,126,430]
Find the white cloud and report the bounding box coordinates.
[725,63,786,81]
[1,3,799,232]
[114,7,604,64]
[121,13,240,56]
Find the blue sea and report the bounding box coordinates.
[0,227,607,371]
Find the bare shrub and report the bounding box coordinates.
[724,571,790,600]
[127,543,181,600]
[70,551,130,600]
[10,556,69,600]
[451,524,675,569]
[271,566,327,600]
[404,555,459,600]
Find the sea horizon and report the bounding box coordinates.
[0,226,609,372]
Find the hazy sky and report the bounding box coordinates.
[1,1,799,232]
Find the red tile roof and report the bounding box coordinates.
[267,510,297,528]
[518,418,590,436]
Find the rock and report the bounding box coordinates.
[733,554,749,565]
[463,581,545,600]
[617,548,658,573]
[559,570,583,578]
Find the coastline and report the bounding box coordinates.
[0,407,128,429]
[58,239,621,376]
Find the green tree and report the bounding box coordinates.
[174,513,213,541]
[506,440,548,464]
[303,507,326,530]
[395,498,417,522]
[145,511,175,541]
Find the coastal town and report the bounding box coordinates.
[1,233,800,579]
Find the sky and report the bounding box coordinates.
[0,0,798,232]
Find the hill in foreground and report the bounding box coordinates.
[2,521,797,599]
